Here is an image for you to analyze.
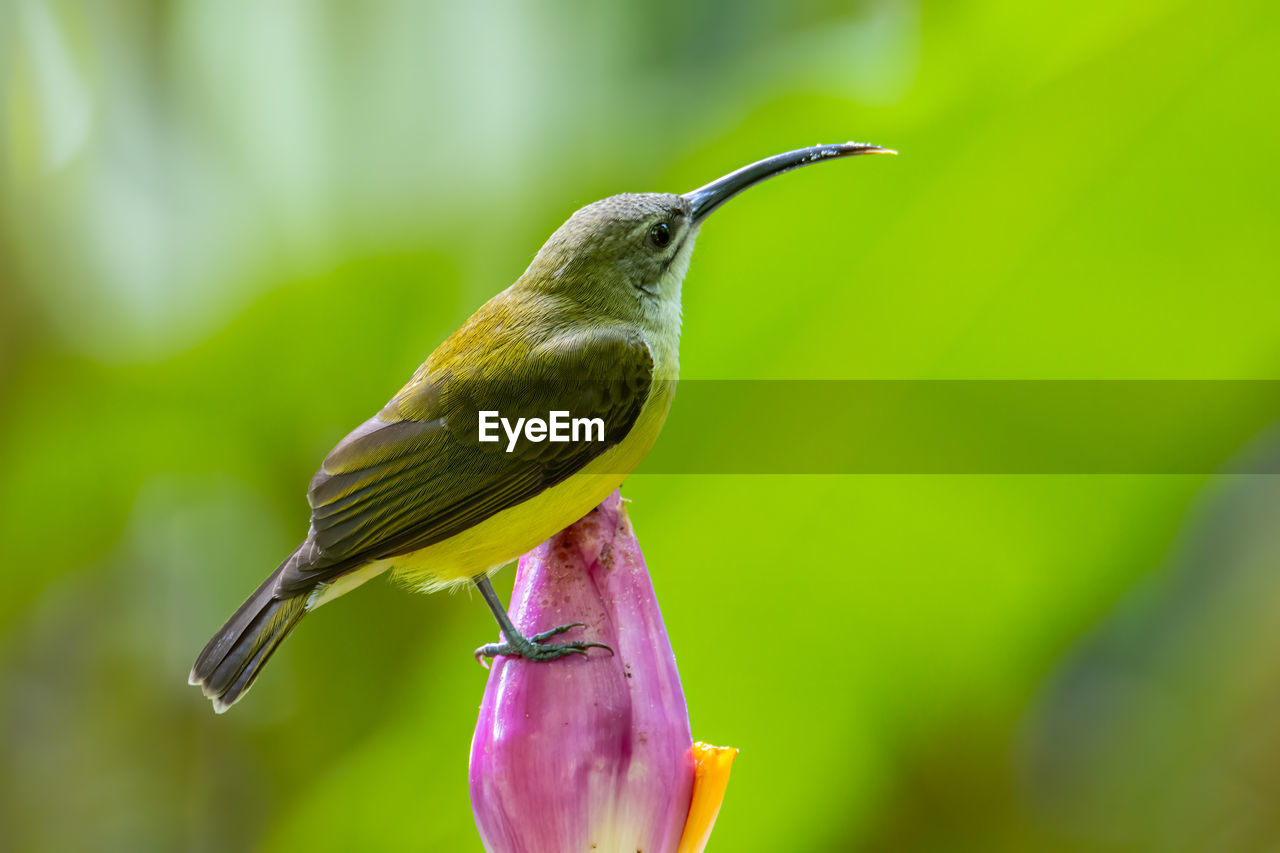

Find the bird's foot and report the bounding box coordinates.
[474,622,613,668]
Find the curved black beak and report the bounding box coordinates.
[683,142,895,225]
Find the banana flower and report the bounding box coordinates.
[470,491,736,852]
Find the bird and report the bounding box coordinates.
[190,142,894,712]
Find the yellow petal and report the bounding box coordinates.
[676,741,739,853]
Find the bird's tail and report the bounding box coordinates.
[189,573,308,713]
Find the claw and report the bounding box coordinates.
[528,622,585,643]
[473,621,613,664]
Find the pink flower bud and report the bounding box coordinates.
[469,492,734,853]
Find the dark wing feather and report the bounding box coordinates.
[282,328,654,592]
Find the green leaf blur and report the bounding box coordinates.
[2,1,1278,850]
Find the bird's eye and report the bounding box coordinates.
[648,222,671,248]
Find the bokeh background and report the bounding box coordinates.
[3,0,1280,850]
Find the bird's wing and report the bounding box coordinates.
[283,327,654,591]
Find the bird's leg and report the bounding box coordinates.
[472,575,612,666]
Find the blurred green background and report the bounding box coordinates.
[3,0,1279,850]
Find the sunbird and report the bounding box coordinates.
[190,142,893,712]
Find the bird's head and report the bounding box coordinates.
[520,142,895,327]
[523,193,696,317]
